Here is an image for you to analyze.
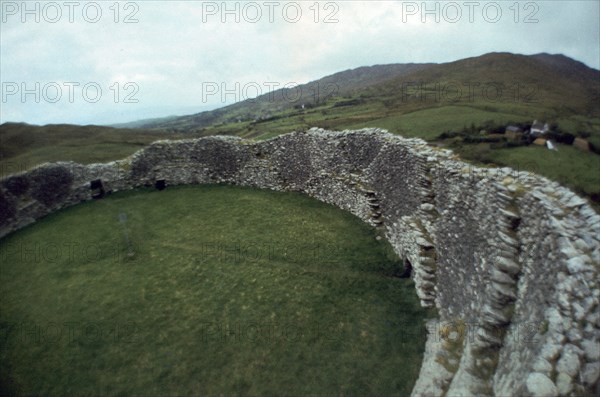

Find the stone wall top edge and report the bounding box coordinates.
[1,128,598,227]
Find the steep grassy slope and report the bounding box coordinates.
[127,52,599,134]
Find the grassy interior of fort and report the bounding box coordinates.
[0,184,430,396]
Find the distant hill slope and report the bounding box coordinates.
[2,52,599,207]
[120,63,434,130]
[369,52,599,115]
[127,52,599,132]
[0,123,206,175]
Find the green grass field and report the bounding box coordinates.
[480,144,600,197]
[343,105,531,139]
[0,185,430,396]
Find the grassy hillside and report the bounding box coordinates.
[0,185,430,396]
[344,105,527,140]
[0,123,206,176]
[2,52,598,205]
[129,52,599,134]
[121,63,435,132]
[456,143,600,198]
[368,52,599,118]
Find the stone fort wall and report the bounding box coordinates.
[1,128,598,396]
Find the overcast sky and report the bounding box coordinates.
[1,0,599,125]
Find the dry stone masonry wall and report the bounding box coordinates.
[0,128,598,397]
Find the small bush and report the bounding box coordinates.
[464,136,505,144]
[545,131,575,145]
[503,141,528,148]
[463,144,493,164]
[437,131,462,140]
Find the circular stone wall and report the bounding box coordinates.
[1,128,598,397]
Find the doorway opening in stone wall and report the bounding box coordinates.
[399,258,413,278]
[90,179,105,199]
[155,179,166,190]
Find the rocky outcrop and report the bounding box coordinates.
[0,128,598,396]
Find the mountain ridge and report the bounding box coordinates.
[118,52,599,131]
